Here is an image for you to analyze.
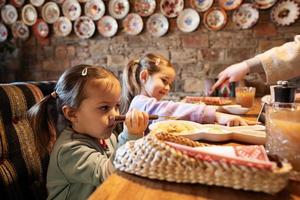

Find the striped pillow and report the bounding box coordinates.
[0,83,48,200]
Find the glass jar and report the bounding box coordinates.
[265,102,300,181]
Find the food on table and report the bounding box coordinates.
[184,96,232,105]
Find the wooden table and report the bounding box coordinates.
[89,99,300,200]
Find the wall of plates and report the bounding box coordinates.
[1,0,300,43]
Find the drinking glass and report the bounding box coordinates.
[235,87,256,108]
[265,102,300,181]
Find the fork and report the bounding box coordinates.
[113,114,178,122]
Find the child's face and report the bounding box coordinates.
[72,78,121,139]
[142,66,175,100]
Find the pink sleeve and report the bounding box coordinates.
[130,95,216,124]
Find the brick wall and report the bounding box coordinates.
[1,4,300,97]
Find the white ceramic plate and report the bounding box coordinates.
[85,0,105,21]
[146,13,169,37]
[219,0,243,11]
[108,0,130,19]
[203,7,227,31]
[160,0,184,18]
[0,23,8,42]
[177,8,200,32]
[222,105,250,115]
[30,0,45,7]
[97,15,118,37]
[11,21,30,41]
[252,0,277,9]
[53,16,72,37]
[232,3,259,29]
[42,2,60,24]
[134,0,156,17]
[22,4,38,26]
[190,0,213,12]
[150,121,266,144]
[62,0,81,21]
[1,4,18,25]
[123,13,143,35]
[271,0,300,26]
[74,16,95,39]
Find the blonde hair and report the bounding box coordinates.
[121,53,173,113]
[28,64,119,157]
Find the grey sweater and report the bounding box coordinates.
[47,127,140,200]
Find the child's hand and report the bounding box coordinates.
[215,111,258,126]
[124,109,149,136]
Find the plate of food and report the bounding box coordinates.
[183,96,232,105]
[150,120,266,144]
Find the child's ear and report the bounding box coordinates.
[62,105,78,123]
[139,70,148,83]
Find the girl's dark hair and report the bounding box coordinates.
[121,53,173,114]
[28,64,119,157]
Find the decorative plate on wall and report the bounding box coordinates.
[203,7,227,31]
[108,0,130,19]
[11,0,25,8]
[30,0,45,7]
[63,0,82,21]
[134,0,156,17]
[190,0,213,12]
[97,15,118,37]
[176,8,200,32]
[85,0,105,21]
[22,4,38,26]
[160,0,184,18]
[33,19,49,37]
[42,2,60,24]
[1,4,18,25]
[0,0,6,8]
[11,21,30,41]
[74,16,95,39]
[252,0,277,9]
[0,23,8,42]
[232,3,259,29]
[271,0,300,26]
[219,0,243,11]
[53,16,72,36]
[123,13,143,35]
[146,13,169,37]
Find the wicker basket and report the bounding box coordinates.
[114,133,292,194]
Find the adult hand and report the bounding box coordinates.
[215,112,258,126]
[210,61,250,95]
[124,109,149,136]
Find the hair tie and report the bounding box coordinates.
[51,91,58,99]
[81,67,88,76]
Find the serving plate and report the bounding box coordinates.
[219,0,243,10]
[134,0,156,17]
[253,0,277,9]
[203,7,227,31]
[62,0,81,21]
[150,120,266,144]
[53,16,72,37]
[232,3,259,29]
[190,0,213,12]
[11,21,30,41]
[176,8,200,32]
[30,0,45,7]
[108,0,130,19]
[1,4,18,25]
[146,13,169,37]
[271,0,300,26]
[97,15,118,37]
[0,23,8,42]
[123,13,143,35]
[221,104,250,115]
[33,19,49,38]
[42,2,60,24]
[22,4,38,26]
[74,16,95,39]
[85,0,105,21]
[160,0,184,18]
